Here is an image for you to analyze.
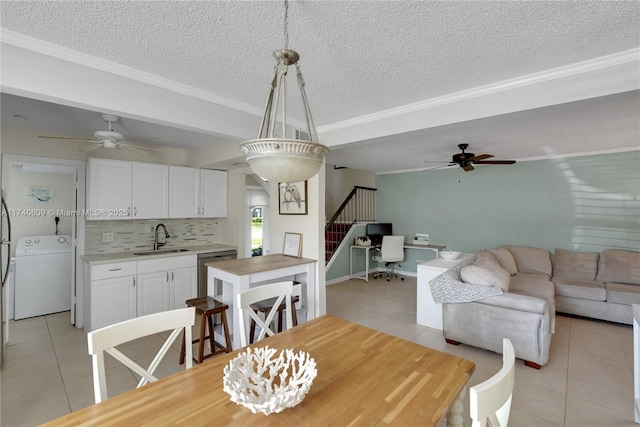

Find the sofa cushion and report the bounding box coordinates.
[554,248,599,281]
[461,265,511,292]
[504,245,552,276]
[515,271,551,281]
[553,277,606,301]
[488,248,518,275]
[474,250,499,267]
[605,282,640,305]
[596,249,640,285]
[510,276,555,300]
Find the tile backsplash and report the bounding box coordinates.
[85,218,220,254]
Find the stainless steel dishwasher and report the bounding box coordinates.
[197,250,237,297]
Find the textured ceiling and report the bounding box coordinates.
[1,1,639,172]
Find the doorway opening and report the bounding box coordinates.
[251,206,263,257]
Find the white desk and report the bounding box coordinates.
[349,243,446,282]
[206,254,317,349]
[416,254,473,330]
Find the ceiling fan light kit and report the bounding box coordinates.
[240,0,329,183]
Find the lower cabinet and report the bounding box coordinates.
[85,255,197,332]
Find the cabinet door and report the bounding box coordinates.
[200,169,228,218]
[171,267,197,309]
[137,271,171,316]
[168,166,200,218]
[132,162,169,219]
[86,158,132,220]
[93,276,136,330]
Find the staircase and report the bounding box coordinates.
[325,186,377,262]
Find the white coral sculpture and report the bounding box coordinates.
[222,346,317,415]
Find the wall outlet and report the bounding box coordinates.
[102,232,114,243]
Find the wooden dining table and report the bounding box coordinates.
[43,315,475,426]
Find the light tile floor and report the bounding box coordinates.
[0,275,635,426]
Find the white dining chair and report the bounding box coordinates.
[87,306,195,403]
[237,281,294,347]
[469,338,516,427]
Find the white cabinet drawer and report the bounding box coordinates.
[91,262,137,280]
[137,255,197,275]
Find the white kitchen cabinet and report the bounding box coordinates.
[84,261,137,332]
[200,169,227,218]
[169,166,227,218]
[86,158,132,220]
[132,162,169,219]
[168,166,200,218]
[137,255,197,315]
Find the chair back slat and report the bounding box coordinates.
[237,281,294,347]
[87,307,195,403]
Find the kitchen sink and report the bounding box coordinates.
[132,248,191,256]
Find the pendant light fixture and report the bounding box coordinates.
[240,0,329,183]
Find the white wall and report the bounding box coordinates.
[325,164,375,217]
[8,168,74,254]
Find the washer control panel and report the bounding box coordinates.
[16,235,72,254]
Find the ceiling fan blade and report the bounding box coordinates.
[423,164,456,171]
[474,160,516,165]
[462,164,475,172]
[39,136,96,142]
[82,144,103,152]
[122,145,148,155]
[468,154,493,162]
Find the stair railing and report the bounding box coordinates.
[325,186,377,262]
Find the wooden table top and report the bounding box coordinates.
[44,315,474,426]
[205,253,316,276]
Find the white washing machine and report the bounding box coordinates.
[14,235,72,320]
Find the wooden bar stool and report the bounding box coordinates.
[179,296,232,365]
[249,295,300,344]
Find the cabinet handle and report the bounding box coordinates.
[108,268,122,272]
[202,206,205,216]
[134,206,137,217]
[133,277,136,287]
[197,206,200,215]
[171,271,174,281]
[166,272,170,282]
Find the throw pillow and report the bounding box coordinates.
[488,247,518,275]
[461,264,511,292]
[596,249,640,285]
[554,248,599,281]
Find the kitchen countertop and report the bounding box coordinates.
[82,243,237,265]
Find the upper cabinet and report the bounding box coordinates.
[88,159,227,220]
[86,158,133,220]
[168,166,227,218]
[200,169,228,218]
[132,162,169,219]
[87,158,170,220]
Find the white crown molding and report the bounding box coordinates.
[320,48,640,135]
[0,29,264,118]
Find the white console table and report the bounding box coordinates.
[350,243,446,282]
[416,254,473,330]
[207,254,317,350]
[634,303,639,424]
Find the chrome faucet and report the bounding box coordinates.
[154,223,170,250]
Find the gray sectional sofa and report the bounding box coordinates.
[433,245,639,369]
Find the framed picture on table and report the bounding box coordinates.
[278,181,308,215]
[283,232,302,258]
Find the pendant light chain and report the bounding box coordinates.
[283,0,289,50]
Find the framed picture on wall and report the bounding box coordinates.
[278,181,308,215]
[283,232,303,257]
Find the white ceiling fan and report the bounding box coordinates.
[39,114,161,155]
